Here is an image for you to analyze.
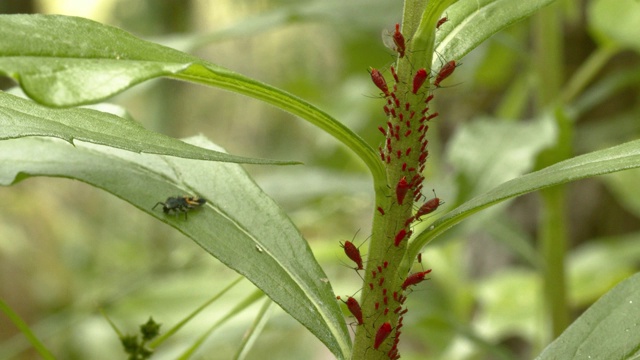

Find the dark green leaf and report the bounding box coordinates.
[0,136,351,360]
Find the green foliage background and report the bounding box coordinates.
[1,0,639,359]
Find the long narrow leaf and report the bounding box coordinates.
[0,14,384,182]
[408,139,640,260]
[0,136,351,360]
[0,92,295,165]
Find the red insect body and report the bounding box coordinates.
[416,196,442,219]
[402,163,407,171]
[405,148,412,156]
[396,176,410,205]
[401,269,432,290]
[427,112,439,121]
[383,261,388,268]
[425,94,434,103]
[394,229,407,246]
[346,297,363,325]
[436,16,448,29]
[370,68,390,96]
[341,241,363,270]
[417,253,422,263]
[393,24,406,58]
[412,68,428,94]
[379,277,385,286]
[374,322,392,350]
[390,66,399,83]
[377,206,385,215]
[405,102,410,111]
[378,126,386,136]
[434,60,457,87]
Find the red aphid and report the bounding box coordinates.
[393,23,406,58]
[412,68,428,94]
[369,67,390,96]
[345,297,363,325]
[374,322,392,350]
[425,94,434,103]
[415,196,442,219]
[394,229,407,246]
[427,112,439,121]
[340,241,363,270]
[401,269,432,290]
[396,176,409,205]
[377,206,385,215]
[436,16,448,29]
[434,60,457,87]
[390,66,399,83]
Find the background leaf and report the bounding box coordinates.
[536,272,640,360]
[0,135,351,360]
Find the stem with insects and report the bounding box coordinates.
[349,1,457,359]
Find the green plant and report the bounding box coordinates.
[1,0,640,359]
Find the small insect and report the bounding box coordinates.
[395,176,410,205]
[415,193,442,219]
[401,269,432,290]
[340,240,364,271]
[434,60,457,87]
[153,195,206,219]
[374,322,393,350]
[382,23,406,58]
[337,296,364,325]
[369,67,390,97]
[412,68,428,94]
[436,16,448,29]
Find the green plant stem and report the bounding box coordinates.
[0,298,56,360]
[539,186,570,339]
[534,3,571,345]
[350,2,457,359]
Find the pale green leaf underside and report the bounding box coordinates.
[536,272,640,360]
[0,14,383,181]
[435,0,558,65]
[408,139,640,260]
[0,136,351,360]
[0,92,295,165]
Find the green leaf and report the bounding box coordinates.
[588,0,640,51]
[0,14,384,182]
[435,0,558,65]
[0,136,351,360]
[408,139,640,260]
[536,272,640,360]
[0,92,295,165]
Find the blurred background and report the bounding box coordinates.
[1,0,639,359]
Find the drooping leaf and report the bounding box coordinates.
[0,14,383,181]
[0,91,295,165]
[0,136,351,360]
